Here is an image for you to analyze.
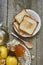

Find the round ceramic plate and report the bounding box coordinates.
[7,39,31,65]
[13,9,41,37]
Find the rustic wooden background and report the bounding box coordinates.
[0,0,43,65]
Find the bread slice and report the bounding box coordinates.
[20,16,38,35]
[14,9,31,24]
[14,22,24,35]
[14,22,19,31]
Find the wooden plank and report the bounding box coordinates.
[0,0,2,22]
[22,0,31,9]
[30,0,38,65]
[0,0,7,26]
[31,0,42,65]
[35,0,42,65]
[8,0,17,40]
[39,0,43,65]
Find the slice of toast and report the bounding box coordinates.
[20,16,38,35]
[14,22,24,35]
[14,22,19,31]
[14,9,31,24]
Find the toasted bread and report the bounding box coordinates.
[14,22,24,35]
[14,22,19,31]
[14,9,31,24]
[20,16,38,35]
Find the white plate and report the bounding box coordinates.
[7,39,31,65]
[13,9,41,37]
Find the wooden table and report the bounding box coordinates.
[0,0,43,65]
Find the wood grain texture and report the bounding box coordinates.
[31,0,42,65]
[1,0,43,65]
[0,0,2,22]
[0,0,7,26]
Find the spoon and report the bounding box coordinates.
[11,32,33,49]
